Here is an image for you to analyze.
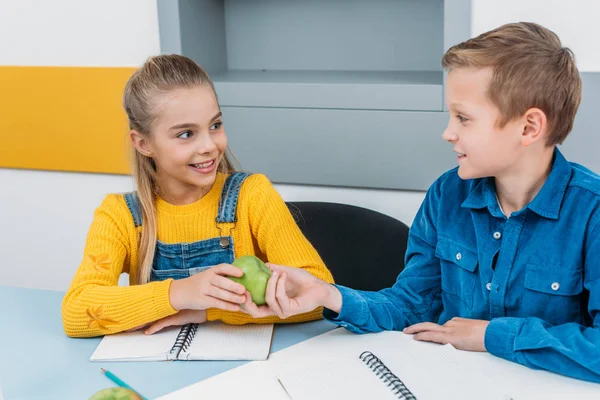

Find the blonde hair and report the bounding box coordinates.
[123,54,239,284]
[442,22,582,146]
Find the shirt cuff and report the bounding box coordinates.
[484,317,525,361]
[322,285,367,331]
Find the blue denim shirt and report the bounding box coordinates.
[325,148,600,382]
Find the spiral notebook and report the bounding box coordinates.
[159,328,512,400]
[270,329,511,400]
[90,322,274,362]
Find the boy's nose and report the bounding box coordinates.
[442,125,458,143]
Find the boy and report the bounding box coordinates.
[241,22,600,382]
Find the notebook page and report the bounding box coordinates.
[90,326,181,362]
[156,361,289,400]
[366,331,510,400]
[268,328,510,400]
[181,322,274,360]
[438,344,600,400]
[277,353,396,400]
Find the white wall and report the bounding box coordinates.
[471,0,600,72]
[0,169,424,291]
[0,0,161,291]
[0,0,427,291]
[0,0,160,67]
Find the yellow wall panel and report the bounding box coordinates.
[0,66,136,174]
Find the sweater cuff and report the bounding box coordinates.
[323,285,367,330]
[153,279,178,319]
[484,317,525,361]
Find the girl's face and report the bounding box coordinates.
[134,85,228,203]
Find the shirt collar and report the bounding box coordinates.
[461,148,572,219]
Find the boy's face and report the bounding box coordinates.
[443,67,526,180]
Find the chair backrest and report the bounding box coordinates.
[286,202,410,291]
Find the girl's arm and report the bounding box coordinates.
[61,194,178,338]
[207,174,334,325]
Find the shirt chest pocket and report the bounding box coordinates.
[435,237,479,309]
[523,264,583,324]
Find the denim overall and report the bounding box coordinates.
[123,172,252,282]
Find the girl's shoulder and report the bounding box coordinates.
[235,173,276,197]
[93,193,138,231]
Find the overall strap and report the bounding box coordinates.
[124,192,143,227]
[216,172,253,224]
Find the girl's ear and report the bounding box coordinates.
[130,130,153,157]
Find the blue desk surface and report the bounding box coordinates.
[0,286,336,400]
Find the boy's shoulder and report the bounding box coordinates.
[567,162,600,197]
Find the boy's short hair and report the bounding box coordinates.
[442,22,582,146]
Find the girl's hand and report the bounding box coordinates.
[169,264,247,312]
[253,263,342,319]
[145,310,207,335]
[404,317,490,352]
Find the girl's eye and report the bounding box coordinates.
[457,115,468,123]
[178,130,192,139]
[210,121,223,131]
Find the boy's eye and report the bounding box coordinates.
[210,121,223,131]
[177,130,192,139]
[456,115,468,123]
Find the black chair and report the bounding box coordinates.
[286,202,410,291]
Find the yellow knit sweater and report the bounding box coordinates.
[62,173,334,338]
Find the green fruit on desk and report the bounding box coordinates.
[230,255,273,305]
[88,387,141,400]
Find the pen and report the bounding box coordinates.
[101,368,148,400]
[276,376,294,400]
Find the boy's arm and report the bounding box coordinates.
[206,174,334,325]
[61,195,177,337]
[484,218,600,383]
[322,177,445,333]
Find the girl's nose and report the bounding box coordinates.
[196,133,217,154]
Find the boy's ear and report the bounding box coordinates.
[521,108,547,147]
[130,130,153,157]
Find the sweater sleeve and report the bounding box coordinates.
[61,194,177,337]
[207,174,334,324]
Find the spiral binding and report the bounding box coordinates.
[168,324,199,360]
[359,351,417,400]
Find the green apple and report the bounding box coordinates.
[230,255,273,305]
[88,387,142,400]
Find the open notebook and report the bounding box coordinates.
[159,328,600,400]
[90,322,274,362]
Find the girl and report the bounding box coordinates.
[61,54,333,338]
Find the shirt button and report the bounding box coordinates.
[456,252,462,261]
[486,283,492,291]
[551,282,560,291]
[493,231,502,240]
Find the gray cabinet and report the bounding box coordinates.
[157,0,472,190]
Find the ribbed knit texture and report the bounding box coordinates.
[62,173,334,337]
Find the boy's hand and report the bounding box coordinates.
[169,264,247,312]
[404,317,489,352]
[145,310,207,335]
[264,263,341,319]
[239,291,276,318]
